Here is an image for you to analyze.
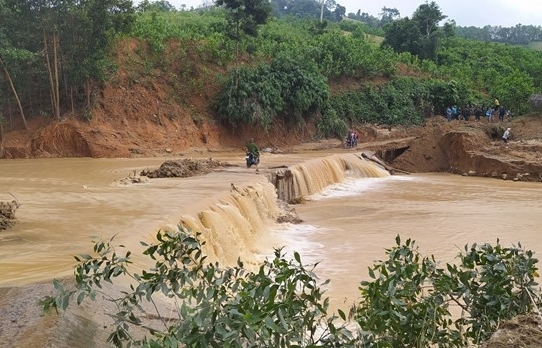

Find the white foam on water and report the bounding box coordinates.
[307,174,418,201]
[269,175,421,268]
[271,223,326,265]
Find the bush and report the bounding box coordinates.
[42,230,541,347]
[213,55,328,131]
[356,236,542,347]
[41,226,356,347]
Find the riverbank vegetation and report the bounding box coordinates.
[1,1,542,141]
[42,227,542,347]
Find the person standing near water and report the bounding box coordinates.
[502,128,511,143]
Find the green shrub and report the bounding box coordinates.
[213,55,328,131]
[41,227,356,347]
[41,225,541,348]
[356,236,541,347]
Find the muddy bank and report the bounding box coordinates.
[370,115,542,182]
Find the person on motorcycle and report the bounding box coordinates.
[246,138,260,169]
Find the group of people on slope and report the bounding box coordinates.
[445,100,509,123]
[345,130,359,148]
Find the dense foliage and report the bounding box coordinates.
[381,1,451,60]
[213,55,328,130]
[1,0,542,137]
[42,228,541,347]
[356,236,541,346]
[42,227,356,347]
[322,77,441,129]
[456,24,542,46]
[270,0,345,22]
[0,0,134,122]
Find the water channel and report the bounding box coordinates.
[1,150,541,346]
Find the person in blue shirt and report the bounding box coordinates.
[451,105,458,120]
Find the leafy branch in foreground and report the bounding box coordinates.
[41,226,356,347]
[356,236,542,347]
[41,229,542,348]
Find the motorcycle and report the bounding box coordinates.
[246,152,260,168]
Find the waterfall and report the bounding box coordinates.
[178,180,281,266]
[272,153,390,202]
[171,153,390,267]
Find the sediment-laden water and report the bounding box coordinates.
[1,150,541,346]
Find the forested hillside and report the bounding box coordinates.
[1,0,542,157]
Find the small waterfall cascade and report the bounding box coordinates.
[173,153,389,267]
[178,180,281,266]
[272,153,390,202]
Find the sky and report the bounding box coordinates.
[144,0,542,27]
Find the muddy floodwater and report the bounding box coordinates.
[277,173,542,309]
[1,149,541,345]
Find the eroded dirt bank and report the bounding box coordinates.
[361,114,542,182]
[3,110,542,181]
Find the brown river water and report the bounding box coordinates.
[1,149,541,345]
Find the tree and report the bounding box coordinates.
[215,0,271,93]
[137,0,177,12]
[382,1,446,60]
[379,6,400,26]
[332,4,345,22]
[412,1,446,38]
[76,0,135,109]
[0,0,134,123]
[216,0,271,39]
[0,54,28,129]
[382,18,422,56]
[0,2,32,128]
[0,111,3,155]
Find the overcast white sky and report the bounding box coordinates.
[146,0,542,27]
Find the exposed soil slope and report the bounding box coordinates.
[1,38,541,184]
[384,115,542,181]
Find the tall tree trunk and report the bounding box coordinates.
[44,31,59,120]
[234,14,240,91]
[70,86,75,118]
[84,80,92,108]
[53,33,60,120]
[0,55,28,130]
[0,120,3,157]
[320,0,324,21]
